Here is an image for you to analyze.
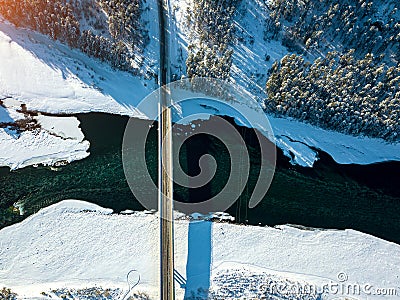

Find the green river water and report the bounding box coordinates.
[0,113,399,244]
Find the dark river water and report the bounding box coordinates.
[0,113,399,244]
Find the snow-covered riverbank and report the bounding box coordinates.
[0,200,399,299]
[0,99,89,170]
[0,19,150,169]
[168,0,400,168]
[1,17,399,170]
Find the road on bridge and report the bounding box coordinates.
[157,0,175,299]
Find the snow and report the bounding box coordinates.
[170,95,400,167]
[0,4,398,300]
[270,115,400,166]
[169,0,189,79]
[0,105,13,123]
[1,3,399,170]
[274,134,318,167]
[0,98,90,169]
[164,0,400,168]
[0,125,90,170]
[231,0,289,97]
[0,20,154,117]
[0,200,399,299]
[0,98,25,122]
[139,0,161,78]
[34,115,85,141]
[0,98,90,170]
[0,8,164,169]
[0,17,157,169]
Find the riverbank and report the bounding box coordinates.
[0,98,90,170]
[1,21,399,171]
[1,200,399,299]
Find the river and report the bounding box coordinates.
[0,113,399,244]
